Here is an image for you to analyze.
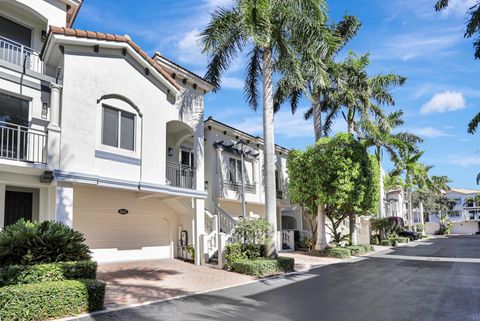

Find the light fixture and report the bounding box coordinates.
[40,171,54,183]
[168,147,174,157]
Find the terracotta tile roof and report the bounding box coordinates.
[48,26,181,91]
[153,52,213,88]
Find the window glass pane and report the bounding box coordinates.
[0,16,32,47]
[120,111,134,150]
[236,159,242,182]
[0,92,29,126]
[102,107,118,147]
[229,158,236,182]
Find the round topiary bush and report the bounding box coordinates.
[0,220,92,267]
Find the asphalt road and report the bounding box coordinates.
[78,236,480,321]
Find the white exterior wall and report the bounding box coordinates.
[60,49,182,184]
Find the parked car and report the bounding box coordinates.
[398,230,420,241]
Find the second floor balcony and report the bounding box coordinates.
[0,36,44,74]
[166,161,196,190]
[224,180,256,194]
[0,121,47,164]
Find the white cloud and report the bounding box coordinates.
[221,77,244,89]
[440,0,477,16]
[448,155,480,167]
[372,27,462,61]
[414,127,452,138]
[420,91,466,114]
[402,53,416,61]
[176,28,205,65]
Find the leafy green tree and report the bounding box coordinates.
[288,133,375,246]
[384,171,405,192]
[201,0,330,256]
[435,1,480,59]
[287,148,321,249]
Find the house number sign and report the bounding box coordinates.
[118,209,129,215]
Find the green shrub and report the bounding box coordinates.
[345,245,367,256]
[0,220,91,267]
[380,239,393,246]
[0,279,105,321]
[392,237,408,244]
[231,258,279,277]
[277,256,295,273]
[370,234,381,245]
[225,243,264,268]
[359,244,375,252]
[323,247,351,259]
[0,261,97,287]
[231,219,271,245]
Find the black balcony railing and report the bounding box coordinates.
[224,180,256,193]
[166,161,196,189]
[0,121,47,164]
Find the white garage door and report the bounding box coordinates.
[74,208,172,263]
[451,221,479,235]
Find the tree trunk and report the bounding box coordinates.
[262,47,278,258]
[349,213,357,245]
[419,201,425,236]
[379,163,385,218]
[315,206,327,251]
[312,96,323,142]
[347,120,354,134]
[407,188,413,229]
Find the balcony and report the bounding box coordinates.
[224,180,256,194]
[0,121,47,164]
[166,161,196,189]
[0,36,44,74]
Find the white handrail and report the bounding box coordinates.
[0,35,44,74]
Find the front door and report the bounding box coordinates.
[4,191,32,226]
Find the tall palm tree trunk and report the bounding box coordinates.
[312,96,323,141]
[262,47,278,257]
[407,188,413,229]
[347,117,357,244]
[378,150,386,218]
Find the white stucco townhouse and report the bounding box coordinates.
[0,0,216,264]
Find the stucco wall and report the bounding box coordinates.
[60,49,190,185]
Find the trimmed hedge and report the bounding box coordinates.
[392,237,409,244]
[323,247,351,259]
[224,243,263,268]
[0,279,105,321]
[231,256,295,277]
[380,239,400,246]
[277,256,295,273]
[0,260,97,287]
[345,245,367,256]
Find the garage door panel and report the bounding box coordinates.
[73,206,172,262]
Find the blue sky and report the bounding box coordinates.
[75,0,480,189]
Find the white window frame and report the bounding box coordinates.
[101,104,136,152]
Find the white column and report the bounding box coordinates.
[55,183,74,227]
[215,146,223,201]
[193,105,205,265]
[38,187,50,222]
[48,83,62,170]
[0,184,5,229]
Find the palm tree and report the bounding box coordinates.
[321,53,406,137]
[435,0,480,59]
[201,0,329,256]
[274,15,361,141]
[361,111,423,218]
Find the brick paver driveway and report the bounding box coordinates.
[97,259,254,307]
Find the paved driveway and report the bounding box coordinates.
[75,236,480,321]
[97,259,254,307]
